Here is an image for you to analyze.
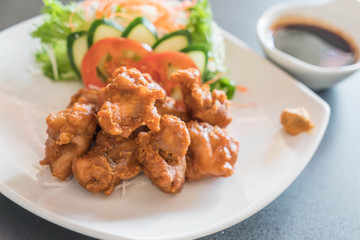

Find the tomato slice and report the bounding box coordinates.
[81,38,152,88]
[135,52,199,95]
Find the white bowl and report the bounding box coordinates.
[257,0,360,91]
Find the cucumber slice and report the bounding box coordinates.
[67,31,88,77]
[153,30,191,53]
[87,19,123,47]
[181,44,209,76]
[122,17,157,46]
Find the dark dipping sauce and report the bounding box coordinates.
[271,17,358,67]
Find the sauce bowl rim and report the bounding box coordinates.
[256,1,360,74]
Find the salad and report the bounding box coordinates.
[31,0,235,98]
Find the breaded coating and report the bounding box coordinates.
[280,107,314,135]
[185,121,239,182]
[72,130,143,195]
[40,66,241,195]
[68,88,99,109]
[97,67,165,137]
[171,68,232,127]
[137,115,190,193]
[40,102,97,181]
[155,96,190,122]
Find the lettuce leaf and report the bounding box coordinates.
[31,0,85,81]
[210,77,236,100]
[187,0,236,99]
[35,41,78,81]
[186,0,213,51]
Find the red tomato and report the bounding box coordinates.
[81,38,152,88]
[135,52,199,95]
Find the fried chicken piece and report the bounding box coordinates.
[280,107,314,135]
[185,121,239,182]
[137,115,190,193]
[72,130,143,195]
[171,68,232,127]
[40,102,97,181]
[97,67,165,137]
[40,88,99,181]
[155,96,190,122]
[68,88,99,108]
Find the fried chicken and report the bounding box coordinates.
[185,121,239,182]
[72,130,143,195]
[137,115,190,193]
[97,67,165,138]
[41,65,241,195]
[155,96,190,122]
[40,102,97,181]
[171,68,232,127]
[68,88,99,109]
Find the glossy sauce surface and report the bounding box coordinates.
[272,24,356,67]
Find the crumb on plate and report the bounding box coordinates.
[280,107,314,135]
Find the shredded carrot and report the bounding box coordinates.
[101,0,120,19]
[68,11,76,32]
[116,0,171,15]
[176,0,197,11]
[154,19,181,32]
[203,72,225,86]
[119,0,177,32]
[154,14,174,31]
[81,0,95,20]
[80,0,190,32]
[95,0,106,19]
[94,0,116,19]
[113,11,135,20]
[176,23,186,30]
[236,85,248,92]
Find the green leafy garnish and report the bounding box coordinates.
[205,71,236,100]
[210,77,236,100]
[186,0,213,51]
[35,41,78,81]
[31,0,86,81]
[187,0,236,99]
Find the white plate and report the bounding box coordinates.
[0,17,330,240]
